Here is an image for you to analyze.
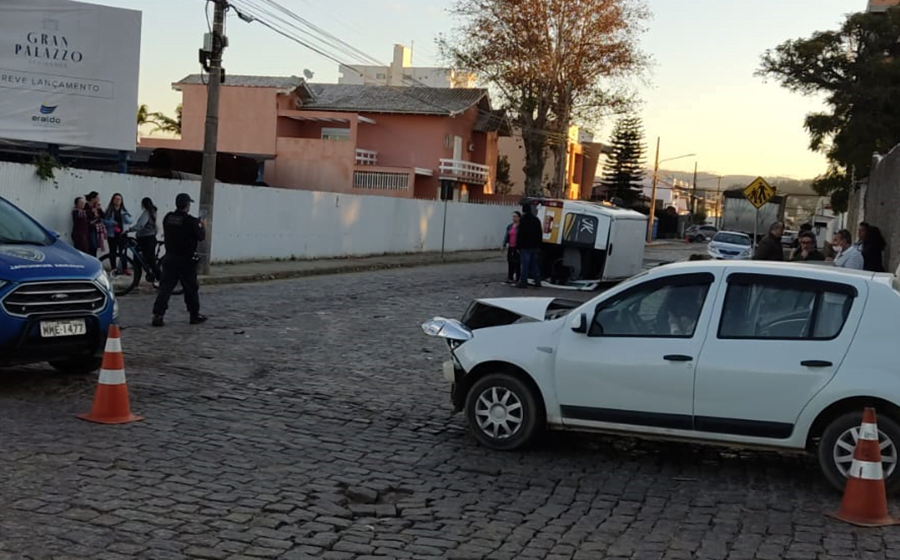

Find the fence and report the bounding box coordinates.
[0,161,516,264]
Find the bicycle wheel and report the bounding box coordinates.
[98,254,141,296]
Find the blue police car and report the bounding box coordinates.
[0,196,117,373]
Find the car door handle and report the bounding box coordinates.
[664,354,693,362]
[801,360,833,368]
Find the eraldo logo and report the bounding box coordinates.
[32,103,61,126]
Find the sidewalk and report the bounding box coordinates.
[199,250,504,286]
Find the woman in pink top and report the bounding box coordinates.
[502,211,521,283]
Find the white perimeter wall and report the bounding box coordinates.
[0,162,515,263]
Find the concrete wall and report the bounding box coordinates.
[865,145,900,273]
[0,162,513,264]
[179,85,279,156]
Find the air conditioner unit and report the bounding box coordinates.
[468,142,476,152]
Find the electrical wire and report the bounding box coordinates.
[221,0,578,145]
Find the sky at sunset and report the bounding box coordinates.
[99,0,863,180]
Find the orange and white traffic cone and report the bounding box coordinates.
[77,325,143,425]
[826,407,899,527]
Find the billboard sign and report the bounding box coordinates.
[0,0,141,151]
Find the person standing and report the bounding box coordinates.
[753,221,785,261]
[857,222,886,272]
[71,197,91,255]
[789,231,825,262]
[152,193,207,327]
[131,197,161,284]
[85,191,106,257]
[502,211,521,284]
[516,203,543,289]
[104,193,132,275]
[830,229,864,270]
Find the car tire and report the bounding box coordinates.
[49,356,102,374]
[465,372,544,451]
[817,411,900,494]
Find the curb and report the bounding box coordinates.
[199,253,503,286]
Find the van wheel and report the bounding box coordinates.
[465,372,544,451]
[49,357,102,374]
[817,411,900,494]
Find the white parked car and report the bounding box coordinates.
[708,231,752,260]
[422,261,900,492]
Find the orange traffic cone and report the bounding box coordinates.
[826,408,899,527]
[77,325,143,424]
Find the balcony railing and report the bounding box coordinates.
[438,158,490,184]
[353,170,409,191]
[355,148,378,166]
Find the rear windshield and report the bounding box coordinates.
[714,233,751,246]
[0,198,52,246]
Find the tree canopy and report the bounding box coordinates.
[599,115,645,205]
[440,0,647,197]
[757,8,900,211]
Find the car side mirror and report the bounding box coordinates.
[50,231,60,238]
[570,313,588,334]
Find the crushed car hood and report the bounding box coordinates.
[461,297,581,330]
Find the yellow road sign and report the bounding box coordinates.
[743,177,776,209]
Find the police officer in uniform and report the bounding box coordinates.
[151,193,208,327]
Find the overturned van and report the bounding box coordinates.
[523,198,648,290]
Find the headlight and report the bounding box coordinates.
[94,272,113,294]
[422,317,474,343]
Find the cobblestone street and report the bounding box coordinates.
[1,247,898,560]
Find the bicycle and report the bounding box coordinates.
[99,234,184,297]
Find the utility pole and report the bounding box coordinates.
[691,161,698,216]
[646,137,661,243]
[197,0,227,275]
[715,176,722,229]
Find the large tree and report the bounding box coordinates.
[758,8,900,211]
[440,0,647,197]
[599,115,645,205]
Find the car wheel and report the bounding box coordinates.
[817,411,900,494]
[49,356,102,374]
[465,372,544,451]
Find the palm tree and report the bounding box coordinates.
[137,104,152,126]
[149,104,181,135]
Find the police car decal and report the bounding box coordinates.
[0,246,46,263]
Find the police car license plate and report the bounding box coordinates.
[40,319,87,338]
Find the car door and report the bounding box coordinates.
[554,272,718,430]
[693,271,864,439]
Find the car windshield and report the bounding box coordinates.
[714,233,750,246]
[0,198,52,246]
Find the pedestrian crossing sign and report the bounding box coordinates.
[743,177,776,209]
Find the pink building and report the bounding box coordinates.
[140,75,509,200]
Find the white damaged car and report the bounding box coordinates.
[422,260,900,492]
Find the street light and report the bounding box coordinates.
[646,136,696,243]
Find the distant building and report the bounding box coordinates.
[338,44,477,89]
[498,126,604,200]
[139,75,509,200]
[867,0,900,12]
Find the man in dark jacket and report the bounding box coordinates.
[152,193,207,327]
[516,202,543,288]
[753,221,785,261]
[857,222,886,272]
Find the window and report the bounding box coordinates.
[718,274,855,340]
[590,273,713,338]
[0,198,51,246]
[712,232,751,246]
[321,128,350,141]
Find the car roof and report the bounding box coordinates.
[714,231,750,237]
[651,259,879,282]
